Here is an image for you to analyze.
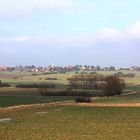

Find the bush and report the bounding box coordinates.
[75,97,92,103]
[103,76,125,96]
[126,73,135,77]
[0,80,10,87]
[16,84,55,88]
[31,73,38,76]
[113,72,135,77]
[39,88,103,97]
[0,83,10,87]
[68,74,104,90]
[45,77,58,80]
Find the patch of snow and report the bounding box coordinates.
[0,118,12,123]
[53,109,61,112]
[34,111,48,115]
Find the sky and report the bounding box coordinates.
[0,0,140,67]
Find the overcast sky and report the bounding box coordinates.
[0,0,140,67]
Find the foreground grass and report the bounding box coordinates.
[0,106,140,140]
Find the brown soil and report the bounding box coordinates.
[60,102,140,107]
[0,74,20,79]
[0,101,69,113]
[0,101,140,113]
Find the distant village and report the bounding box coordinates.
[0,65,140,73]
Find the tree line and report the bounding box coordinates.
[68,74,125,96]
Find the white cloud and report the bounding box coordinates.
[0,36,32,42]
[0,0,74,18]
[94,21,140,44]
[1,21,140,48]
[33,0,72,9]
[53,21,140,46]
[96,28,122,42]
[15,36,33,41]
[127,21,140,38]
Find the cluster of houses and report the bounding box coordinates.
[0,65,140,73]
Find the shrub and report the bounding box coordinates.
[16,84,55,89]
[103,76,125,96]
[126,73,135,77]
[0,83,10,87]
[45,77,58,80]
[114,72,135,77]
[31,73,38,76]
[39,88,103,97]
[113,72,125,77]
[68,74,104,90]
[0,80,10,87]
[75,97,92,103]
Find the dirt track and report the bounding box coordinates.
[0,102,63,113]
[61,102,140,107]
[0,101,140,113]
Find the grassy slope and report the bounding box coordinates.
[1,71,140,87]
[92,77,140,103]
[0,70,140,107]
[92,92,140,104]
[0,106,140,140]
[0,73,69,85]
[0,72,140,139]
[0,88,74,107]
[0,96,73,107]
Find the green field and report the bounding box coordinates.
[0,71,140,140]
[0,106,140,140]
[1,70,140,85]
[0,72,69,86]
[0,70,140,107]
[92,92,140,104]
[0,88,74,107]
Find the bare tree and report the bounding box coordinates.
[68,74,103,90]
[103,76,125,96]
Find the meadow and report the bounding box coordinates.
[0,70,140,107]
[0,70,140,140]
[0,87,76,107]
[0,106,140,140]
